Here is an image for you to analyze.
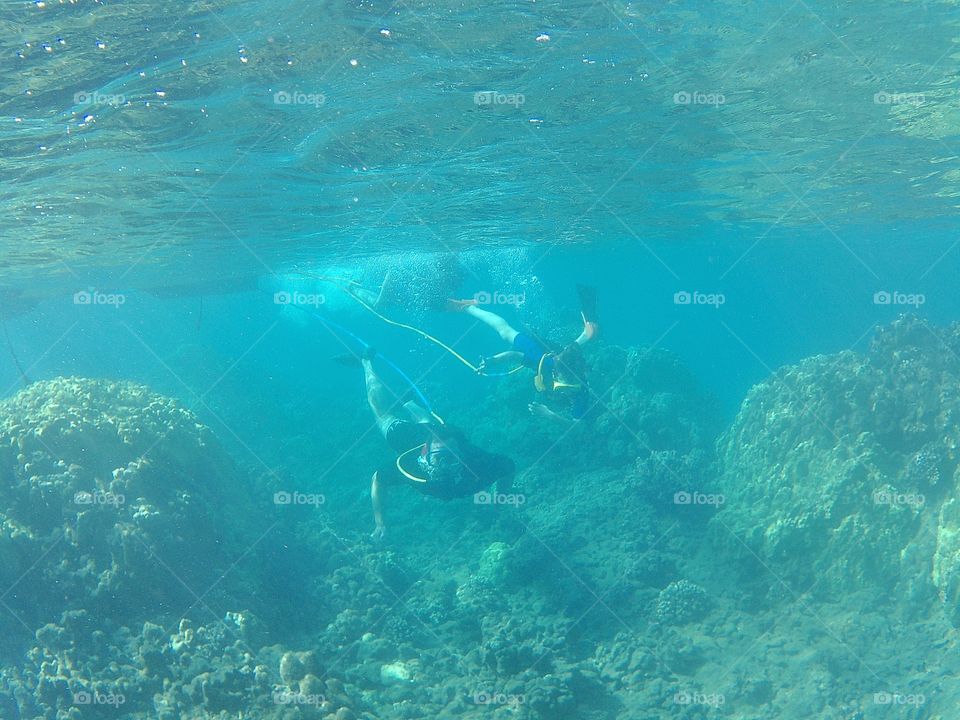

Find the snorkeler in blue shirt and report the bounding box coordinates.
[449,285,600,427]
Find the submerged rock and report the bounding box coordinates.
[379,660,415,685]
[476,540,510,585]
[0,378,269,719]
[712,316,960,619]
[0,377,257,642]
[655,580,711,625]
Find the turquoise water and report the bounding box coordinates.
[2,1,960,718]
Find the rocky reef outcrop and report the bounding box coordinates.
[712,315,960,623]
[0,377,257,635]
[21,313,960,720]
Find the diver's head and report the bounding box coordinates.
[421,425,464,483]
[551,343,587,393]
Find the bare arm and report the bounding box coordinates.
[528,402,576,429]
[480,350,524,373]
[371,471,386,540]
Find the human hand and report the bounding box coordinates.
[371,524,386,541]
[528,402,552,419]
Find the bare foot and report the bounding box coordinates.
[581,313,600,341]
[445,298,479,312]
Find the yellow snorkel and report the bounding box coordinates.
[534,354,550,392]
[534,353,582,393]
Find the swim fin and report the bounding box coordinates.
[577,284,599,324]
[331,353,362,368]
[332,346,377,367]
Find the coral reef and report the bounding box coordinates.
[0,377,257,636]
[13,317,960,720]
[712,315,960,618]
[589,345,722,466]
[5,608,363,720]
[654,580,710,625]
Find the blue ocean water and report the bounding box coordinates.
[2,1,960,718]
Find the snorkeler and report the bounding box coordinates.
[353,349,515,540]
[449,285,599,426]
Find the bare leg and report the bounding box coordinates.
[375,268,397,307]
[353,285,380,307]
[363,359,431,434]
[465,305,519,344]
[575,312,599,346]
[347,268,395,308]
[371,471,386,540]
[363,358,401,434]
[402,400,433,424]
